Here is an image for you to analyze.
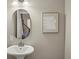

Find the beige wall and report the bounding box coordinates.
[65,0,71,59]
[7,0,65,59]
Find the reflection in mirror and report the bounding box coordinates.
[13,9,31,39]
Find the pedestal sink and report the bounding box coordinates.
[7,45,34,59]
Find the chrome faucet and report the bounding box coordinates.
[18,39,24,47]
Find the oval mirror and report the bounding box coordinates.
[13,9,31,39]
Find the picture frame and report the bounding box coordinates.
[42,12,58,33]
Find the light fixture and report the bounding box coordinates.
[12,0,31,6]
[12,1,18,6]
[23,1,31,6]
[23,1,29,5]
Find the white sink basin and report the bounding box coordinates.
[7,45,34,59]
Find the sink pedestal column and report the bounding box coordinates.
[16,56,25,59]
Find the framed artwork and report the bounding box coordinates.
[42,12,58,33]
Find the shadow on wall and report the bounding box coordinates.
[7,55,16,59]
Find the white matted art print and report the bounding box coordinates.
[42,12,58,33]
